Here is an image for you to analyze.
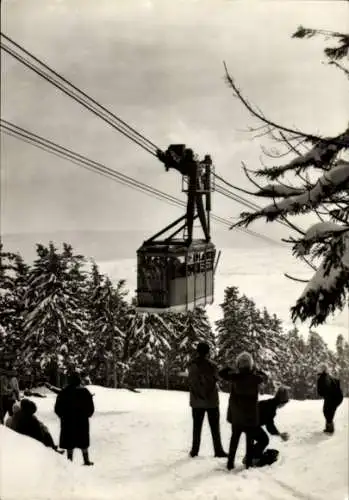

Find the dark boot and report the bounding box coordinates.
[82,449,94,466]
[227,459,235,471]
[324,422,334,434]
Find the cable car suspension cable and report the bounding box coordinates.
[0,33,159,157]
[1,119,284,247]
[0,33,292,238]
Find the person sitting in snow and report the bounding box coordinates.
[317,363,343,434]
[242,386,290,466]
[6,398,63,453]
[188,342,227,458]
[219,352,267,470]
[54,372,95,465]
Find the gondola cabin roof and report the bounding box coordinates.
[137,239,216,256]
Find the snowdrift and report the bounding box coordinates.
[0,386,348,500]
[0,425,119,500]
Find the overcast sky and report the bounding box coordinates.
[1,0,348,346]
[1,0,348,241]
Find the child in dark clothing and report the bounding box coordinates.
[242,386,290,465]
[317,364,343,434]
[219,352,267,470]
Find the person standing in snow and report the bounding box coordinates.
[54,372,95,465]
[317,363,343,434]
[0,368,20,424]
[6,398,63,453]
[188,342,227,458]
[219,352,267,470]
[242,386,290,466]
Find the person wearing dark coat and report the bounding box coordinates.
[317,363,343,434]
[7,398,63,452]
[219,352,267,470]
[242,386,290,465]
[188,342,227,458]
[54,372,95,465]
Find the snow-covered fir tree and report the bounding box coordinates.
[0,247,30,373]
[124,310,173,388]
[335,334,349,395]
[86,263,129,387]
[172,307,216,366]
[23,243,88,383]
[225,27,349,327]
[162,307,216,389]
[216,287,278,370]
[216,286,254,366]
[282,327,310,399]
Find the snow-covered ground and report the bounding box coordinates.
[1,387,348,500]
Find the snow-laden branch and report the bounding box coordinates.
[254,184,304,198]
[254,135,348,180]
[294,222,349,256]
[233,160,349,227]
[291,233,349,326]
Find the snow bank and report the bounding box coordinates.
[0,426,119,500]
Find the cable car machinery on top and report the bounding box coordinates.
[136,144,221,314]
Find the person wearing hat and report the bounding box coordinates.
[187,342,227,458]
[317,363,343,434]
[242,386,290,466]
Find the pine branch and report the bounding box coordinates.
[223,62,349,147]
[284,273,309,283]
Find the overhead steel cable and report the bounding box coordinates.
[0,33,159,157]
[1,120,284,246]
[214,172,261,198]
[215,184,262,211]
[214,176,297,231]
[0,34,290,242]
[0,120,183,209]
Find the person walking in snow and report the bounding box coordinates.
[242,386,290,466]
[188,342,227,458]
[6,398,63,453]
[54,372,95,465]
[219,352,267,470]
[317,363,343,434]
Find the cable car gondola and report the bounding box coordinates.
[136,144,220,313]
